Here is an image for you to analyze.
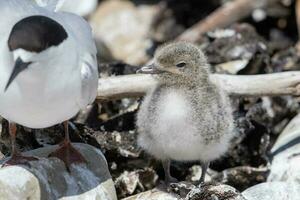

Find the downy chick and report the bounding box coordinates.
[136,42,235,185]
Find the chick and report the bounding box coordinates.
[136,42,235,185]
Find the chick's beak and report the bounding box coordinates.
[136,63,163,74]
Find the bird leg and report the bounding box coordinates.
[48,121,86,171]
[162,159,178,185]
[2,122,37,167]
[199,162,209,185]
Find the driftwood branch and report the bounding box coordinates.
[295,0,300,53]
[97,72,300,101]
[177,0,279,42]
[297,0,300,39]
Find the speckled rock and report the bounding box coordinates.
[122,189,177,200]
[183,182,246,200]
[0,143,117,200]
[123,182,246,200]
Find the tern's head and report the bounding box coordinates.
[138,42,209,86]
[5,15,68,91]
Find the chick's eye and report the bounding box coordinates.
[176,62,186,68]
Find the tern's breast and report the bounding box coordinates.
[0,65,81,129]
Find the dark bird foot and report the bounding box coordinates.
[156,176,179,191]
[197,181,205,188]
[48,141,86,171]
[165,176,179,186]
[2,154,38,167]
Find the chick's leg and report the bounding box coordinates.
[199,162,209,185]
[48,121,86,171]
[162,159,178,185]
[2,122,37,167]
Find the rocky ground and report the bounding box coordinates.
[1,0,300,199]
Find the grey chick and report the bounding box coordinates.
[136,42,235,185]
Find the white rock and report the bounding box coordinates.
[0,167,40,199]
[0,143,117,200]
[215,59,249,74]
[242,182,300,200]
[89,0,157,65]
[268,113,300,183]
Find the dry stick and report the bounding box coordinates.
[97,71,300,101]
[297,0,300,38]
[97,74,155,101]
[296,0,300,53]
[177,0,279,42]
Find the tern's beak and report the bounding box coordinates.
[136,63,163,74]
[5,57,31,92]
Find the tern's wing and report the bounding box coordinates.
[78,41,98,108]
[77,17,98,108]
[59,13,98,108]
[79,55,98,107]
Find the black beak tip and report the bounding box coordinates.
[4,85,9,92]
[4,57,31,92]
[4,78,14,92]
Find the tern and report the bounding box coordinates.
[0,0,98,169]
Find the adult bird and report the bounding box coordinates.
[0,0,98,169]
[137,42,235,185]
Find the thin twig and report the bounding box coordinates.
[295,0,300,53]
[297,0,300,39]
[177,0,279,42]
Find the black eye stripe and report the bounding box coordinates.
[176,62,186,68]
